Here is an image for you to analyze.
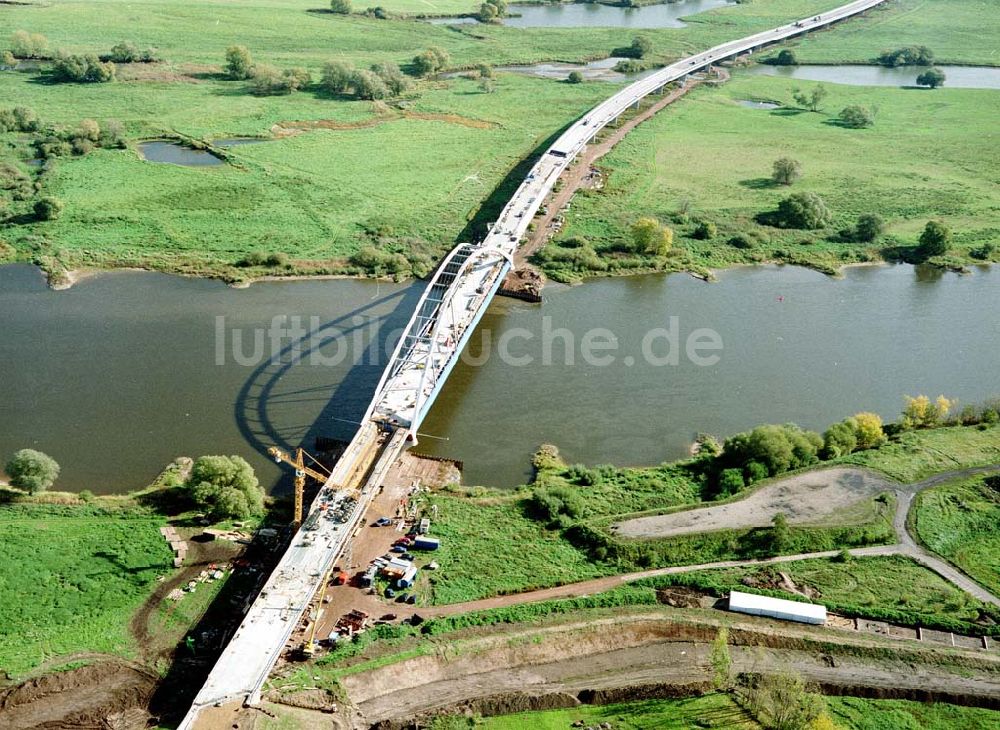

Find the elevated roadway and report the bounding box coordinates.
[179,1,888,725]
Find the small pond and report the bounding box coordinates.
[736,99,781,109]
[746,64,1000,89]
[138,140,225,167]
[429,0,734,29]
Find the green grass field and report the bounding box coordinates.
[0,503,173,677]
[826,696,1000,730]
[647,554,993,632]
[836,425,1000,482]
[914,475,1000,597]
[2,0,923,278]
[791,0,1000,66]
[550,73,1000,279]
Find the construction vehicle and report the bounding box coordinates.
[299,562,335,658]
[268,446,331,527]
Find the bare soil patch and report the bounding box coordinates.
[613,467,898,539]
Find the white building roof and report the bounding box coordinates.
[728,590,827,625]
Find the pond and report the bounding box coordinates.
[138,140,225,166]
[214,137,271,147]
[428,0,734,29]
[494,56,654,82]
[736,99,780,109]
[746,64,1000,89]
[2,263,998,493]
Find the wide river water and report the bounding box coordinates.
[1,263,997,492]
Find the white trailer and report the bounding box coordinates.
[728,591,826,625]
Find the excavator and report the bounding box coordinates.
[268,446,331,527]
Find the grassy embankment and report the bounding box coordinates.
[0,0,898,281]
[543,75,1000,281]
[418,424,1000,627]
[0,500,173,678]
[431,695,1000,730]
[0,463,255,679]
[914,474,1000,597]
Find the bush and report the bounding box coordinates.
[773,192,832,229]
[629,35,653,59]
[9,30,49,59]
[50,52,115,83]
[917,220,950,258]
[613,59,645,74]
[769,49,798,66]
[727,233,756,249]
[853,213,885,243]
[721,423,823,477]
[838,105,875,128]
[5,449,60,493]
[250,64,309,95]
[771,157,801,186]
[567,70,584,84]
[351,68,389,100]
[330,0,352,13]
[876,45,934,67]
[371,61,409,96]
[822,418,858,459]
[224,45,253,80]
[718,468,746,496]
[238,251,289,267]
[692,220,716,240]
[970,242,996,261]
[412,46,449,76]
[321,60,354,94]
[105,41,159,63]
[34,196,64,221]
[0,106,39,133]
[915,67,946,88]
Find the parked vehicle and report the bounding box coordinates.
[411,536,440,551]
[390,545,407,553]
[373,517,392,527]
[406,594,417,605]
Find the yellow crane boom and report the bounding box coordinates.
[268,446,330,527]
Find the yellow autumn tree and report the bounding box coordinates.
[630,216,673,256]
[852,412,886,449]
[901,394,954,429]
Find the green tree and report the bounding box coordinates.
[918,220,950,257]
[50,52,116,83]
[224,45,254,80]
[630,217,673,255]
[771,157,801,186]
[412,46,449,76]
[371,61,409,96]
[567,70,584,84]
[838,105,875,128]
[321,60,355,94]
[2,50,16,69]
[877,45,933,67]
[822,418,858,459]
[772,49,797,65]
[351,68,389,100]
[916,67,945,88]
[723,424,822,476]
[771,512,792,553]
[330,0,352,13]
[34,196,64,220]
[741,669,825,730]
[630,35,653,59]
[13,106,40,132]
[853,213,885,242]
[774,192,832,229]
[9,30,49,59]
[710,627,732,690]
[188,455,264,520]
[5,449,60,494]
[478,63,494,79]
[718,468,746,496]
[792,84,827,111]
[479,77,496,94]
[477,2,499,22]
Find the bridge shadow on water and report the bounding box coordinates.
[149,281,425,726]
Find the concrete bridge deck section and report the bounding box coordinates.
[179,1,889,725]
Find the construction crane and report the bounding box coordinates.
[268,447,330,527]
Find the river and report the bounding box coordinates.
[1,263,997,492]
[427,0,734,28]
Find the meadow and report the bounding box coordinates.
[2,0,944,279]
[914,474,1000,597]
[0,502,173,677]
[548,73,1000,280]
